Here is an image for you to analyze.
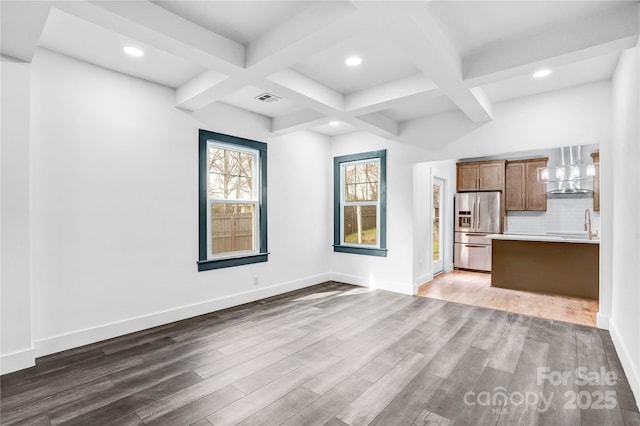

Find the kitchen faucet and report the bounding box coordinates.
[585,208,598,240]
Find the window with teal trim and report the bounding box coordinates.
[198,130,268,271]
[334,150,387,257]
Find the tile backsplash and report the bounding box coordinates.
[507,196,600,234]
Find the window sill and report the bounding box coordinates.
[197,252,269,271]
[333,245,388,257]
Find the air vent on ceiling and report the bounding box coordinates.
[255,92,281,103]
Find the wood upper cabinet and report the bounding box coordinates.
[505,162,526,210]
[591,152,600,211]
[479,162,505,191]
[505,158,548,211]
[456,160,505,192]
[457,163,480,191]
[525,160,547,211]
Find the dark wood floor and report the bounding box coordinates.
[1,282,638,426]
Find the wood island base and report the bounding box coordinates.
[491,238,599,300]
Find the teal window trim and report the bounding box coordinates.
[198,129,268,271]
[333,150,387,257]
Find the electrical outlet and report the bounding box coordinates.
[253,276,259,286]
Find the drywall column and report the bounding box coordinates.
[610,43,640,409]
[1,57,35,373]
[412,162,431,291]
[598,102,614,330]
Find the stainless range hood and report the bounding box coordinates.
[539,145,598,194]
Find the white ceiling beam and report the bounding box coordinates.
[463,3,640,83]
[345,74,440,115]
[465,37,638,89]
[261,78,398,138]
[449,87,493,122]
[0,1,51,62]
[267,69,344,111]
[271,109,327,134]
[54,0,244,73]
[176,70,246,111]
[246,0,359,73]
[378,3,493,123]
[352,112,399,139]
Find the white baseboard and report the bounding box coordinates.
[596,312,610,330]
[445,263,454,272]
[414,273,433,295]
[609,318,640,411]
[34,273,331,358]
[1,347,36,374]
[331,272,414,295]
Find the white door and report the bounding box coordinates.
[433,177,444,274]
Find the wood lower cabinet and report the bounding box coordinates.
[591,152,600,211]
[492,239,599,300]
[456,160,505,192]
[505,158,548,211]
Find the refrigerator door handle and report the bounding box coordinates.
[476,196,481,230]
[464,244,485,248]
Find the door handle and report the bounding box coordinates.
[464,245,485,248]
[465,233,485,236]
[477,197,481,229]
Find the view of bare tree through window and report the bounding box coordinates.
[343,161,379,245]
[208,146,257,255]
[209,148,253,199]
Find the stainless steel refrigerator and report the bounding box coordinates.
[454,191,502,271]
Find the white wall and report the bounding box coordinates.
[1,57,36,373]
[609,44,640,408]
[16,49,331,363]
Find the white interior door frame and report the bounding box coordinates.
[432,176,445,275]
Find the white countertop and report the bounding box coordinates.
[486,232,600,244]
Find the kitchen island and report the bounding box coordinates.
[487,233,599,300]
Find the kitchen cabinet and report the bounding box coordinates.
[492,238,599,300]
[505,158,548,211]
[505,162,525,210]
[456,160,505,192]
[591,152,600,211]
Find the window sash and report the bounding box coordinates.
[206,141,261,260]
[340,159,381,248]
[207,141,259,202]
[207,200,259,260]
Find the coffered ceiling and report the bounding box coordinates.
[2,1,639,139]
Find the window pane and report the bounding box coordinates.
[344,161,378,202]
[343,205,377,245]
[211,203,255,255]
[208,147,254,200]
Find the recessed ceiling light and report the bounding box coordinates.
[329,120,340,126]
[345,56,362,67]
[533,69,552,78]
[123,45,145,58]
